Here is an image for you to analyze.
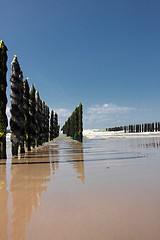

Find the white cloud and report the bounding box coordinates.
[84,103,136,129]
[87,103,136,114]
[54,108,72,127]
[54,108,71,118]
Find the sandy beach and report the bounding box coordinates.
[0,134,160,240]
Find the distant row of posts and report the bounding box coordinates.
[106,122,160,133]
[61,103,83,142]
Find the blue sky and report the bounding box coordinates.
[1,0,160,129]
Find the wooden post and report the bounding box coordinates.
[155,122,157,132]
[0,138,7,159]
[0,141,2,159]
[144,124,147,132]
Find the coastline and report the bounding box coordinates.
[83,129,160,139]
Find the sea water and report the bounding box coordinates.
[0,135,160,240]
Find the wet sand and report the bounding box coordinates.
[0,136,160,240]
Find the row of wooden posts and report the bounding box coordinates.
[0,41,59,159]
[125,122,160,133]
[106,122,160,133]
[61,103,83,142]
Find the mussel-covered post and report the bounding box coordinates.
[0,41,8,159]
[42,101,46,144]
[19,71,25,153]
[53,112,59,138]
[10,56,25,155]
[50,110,54,141]
[23,78,30,151]
[155,122,157,132]
[45,105,49,142]
[78,103,83,142]
[35,91,40,147]
[29,84,36,148]
[39,99,43,145]
[61,103,83,142]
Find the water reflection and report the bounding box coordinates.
[0,138,86,240]
[10,163,51,240]
[0,164,8,240]
[138,139,160,149]
[129,138,160,149]
[49,138,85,183]
[67,141,85,184]
[9,141,61,240]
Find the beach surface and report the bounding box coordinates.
[0,133,160,240]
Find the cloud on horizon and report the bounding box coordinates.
[84,103,136,129]
[54,108,72,127]
[87,103,136,114]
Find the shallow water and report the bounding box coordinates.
[0,136,160,240]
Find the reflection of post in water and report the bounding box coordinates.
[0,164,9,240]
[52,162,59,175]
[10,162,51,240]
[49,142,59,174]
[137,138,160,149]
[69,141,85,184]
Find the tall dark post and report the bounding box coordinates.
[142,124,144,132]
[53,112,59,138]
[144,124,147,132]
[148,123,150,132]
[47,106,50,141]
[42,101,46,144]
[75,107,79,140]
[72,111,76,139]
[67,118,71,136]
[136,125,138,133]
[78,103,83,142]
[39,99,43,145]
[35,91,41,146]
[155,122,157,132]
[50,110,54,141]
[23,78,30,151]
[0,40,8,159]
[139,124,141,132]
[45,105,49,142]
[10,56,24,155]
[29,84,36,148]
[19,71,25,153]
